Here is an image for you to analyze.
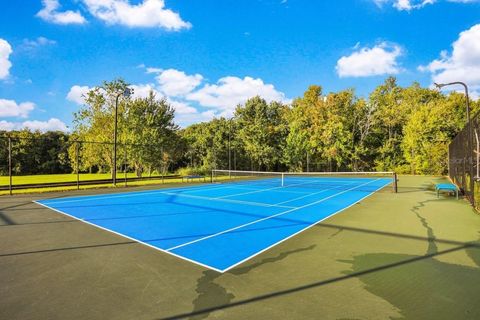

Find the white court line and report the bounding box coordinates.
[166,178,381,252]
[154,190,297,209]
[219,179,392,272]
[38,183,247,205]
[163,180,354,210]
[215,179,322,199]
[41,185,297,210]
[180,184,259,194]
[273,179,360,206]
[213,183,310,195]
[33,178,392,273]
[32,200,224,273]
[270,177,389,206]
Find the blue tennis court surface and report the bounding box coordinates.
[35,176,392,272]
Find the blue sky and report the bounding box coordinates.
[0,0,479,131]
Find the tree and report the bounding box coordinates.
[369,77,406,171]
[402,92,470,174]
[124,92,179,176]
[71,79,131,174]
[235,96,288,171]
[71,79,181,176]
[180,117,235,171]
[284,86,320,171]
[0,130,71,175]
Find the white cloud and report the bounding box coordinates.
[168,99,198,115]
[67,85,91,105]
[394,0,435,10]
[23,118,68,132]
[128,82,203,124]
[373,0,480,10]
[74,68,288,126]
[419,24,480,95]
[37,0,86,25]
[130,83,159,99]
[0,99,35,118]
[146,67,163,74]
[0,39,13,80]
[336,42,403,77]
[143,68,289,118]
[186,76,289,115]
[0,121,16,131]
[373,0,434,10]
[174,110,217,127]
[0,118,68,132]
[153,69,203,97]
[21,37,56,51]
[82,0,191,30]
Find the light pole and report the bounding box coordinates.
[113,87,134,186]
[434,82,470,123]
[435,81,473,198]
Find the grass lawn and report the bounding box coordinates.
[0,172,205,195]
[0,172,150,185]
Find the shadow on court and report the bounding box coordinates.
[158,244,480,320]
[3,211,478,259]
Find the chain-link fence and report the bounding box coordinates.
[0,135,187,194]
[449,114,480,209]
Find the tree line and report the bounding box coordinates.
[1,77,477,176]
[184,77,478,175]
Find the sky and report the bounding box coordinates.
[0,0,480,131]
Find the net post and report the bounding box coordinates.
[281,173,284,187]
[211,170,214,183]
[393,172,398,193]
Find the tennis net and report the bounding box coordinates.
[211,170,398,193]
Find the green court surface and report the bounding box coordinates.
[1,175,479,320]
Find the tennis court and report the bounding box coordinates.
[35,171,394,272]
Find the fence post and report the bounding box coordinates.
[393,172,398,193]
[161,146,164,184]
[8,137,12,196]
[306,152,310,172]
[76,141,80,190]
[470,120,476,207]
[124,144,127,187]
[233,150,236,171]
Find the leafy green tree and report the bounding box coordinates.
[124,92,179,176]
[71,79,131,174]
[367,77,411,171]
[71,79,181,176]
[181,117,235,171]
[2,76,475,179]
[284,86,319,171]
[0,130,71,175]
[235,96,288,171]
[402,92,470,174]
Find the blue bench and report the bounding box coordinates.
[435,183,459,199]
